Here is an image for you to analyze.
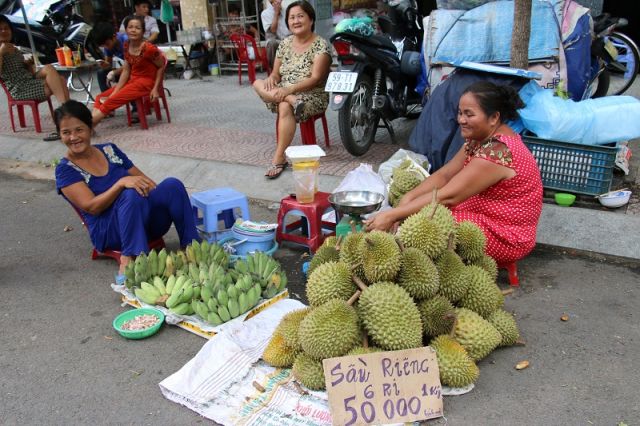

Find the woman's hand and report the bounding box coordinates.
[0,42,15,55]
[263,75,278,92]
[118,175,157,197]
[363,210,399,233]
[149,88,160,102]
[273,86,292,103]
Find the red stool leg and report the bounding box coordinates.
[321,113,330,147]
[499,261,519,287]
[248,60,256,84]
[137,99,149,129]
[17,105,26,127]
[126,103,132,126]
[31,103,42,133]
[161,95,171,122]
[9,104,17,132]
[238,61,242,85]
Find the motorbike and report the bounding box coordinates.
[586,13,639,99]
[3,0,103,64]
[328,0,424,156]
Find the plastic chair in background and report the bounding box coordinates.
[126,55,171,130]
[0,79,54,133]
[68,202,165,262]
[229,33,271,85]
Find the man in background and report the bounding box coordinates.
[260,0,291,68]
[120,0,160,43]
[92,22,127,92]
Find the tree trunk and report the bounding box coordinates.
[510,0,532,69]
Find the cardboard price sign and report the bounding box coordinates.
[322,347,443,425]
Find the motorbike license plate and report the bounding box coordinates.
[325,72,358,93]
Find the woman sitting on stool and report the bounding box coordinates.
[252,0,331,179]
[0,15,69,141]
[92,15,165,127]
[55,100,200,274]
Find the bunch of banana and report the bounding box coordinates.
[164,275,198,315]
[244,252,289,298]
[134,276,170,306]
[185,239,229,266]
[191,271,263,326]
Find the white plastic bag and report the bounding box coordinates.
[378,149,430,184]
[333,163,387,196]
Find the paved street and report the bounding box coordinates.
[1,169,639,425]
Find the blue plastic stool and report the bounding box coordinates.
[190,188,251,243]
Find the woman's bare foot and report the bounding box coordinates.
[119,255,132,274]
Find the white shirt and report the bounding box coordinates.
[120,15,160,40]
[260,1,291,41]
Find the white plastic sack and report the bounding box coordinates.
[333,163,387,195]
[518,81,640,145]
[378,149,431,185]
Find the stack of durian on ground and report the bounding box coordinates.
[387,159,428,207]
[262,198,520,391]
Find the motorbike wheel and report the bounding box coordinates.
[602,31,639,96]
[591,69,610,98]
[338,75,378,156]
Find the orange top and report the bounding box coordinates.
[124,41,161,80]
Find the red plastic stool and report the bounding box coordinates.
[498,261,519,287]
[276,112,330,147]
[92,238,166,263]
[276,191,336,253]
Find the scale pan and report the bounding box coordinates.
[329,191,385,216]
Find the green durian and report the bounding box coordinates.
[339,231,367,281]
[262,333,298,368]
[298,299,361,360]
[397,212,447,259]
[459,265,504,318]
[430,335,479,388]
[360,231,401,283]
[292,353,326,390]
[452,308,502,361]
[418,295,456,337]
[487,309,520,347]
[421,202,457,242]
[275,307,312,351]
[397,247,439,300]
[346,346,384,356]
[306,261,356,307]
[436,245,469,303]
[471,253,498,282]
[391,168,423,193]
[455,221,486,262]
[358,281,423,351]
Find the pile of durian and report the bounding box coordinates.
[387,159,428,207]
[262,198,520,391]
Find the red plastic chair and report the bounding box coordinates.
[69,202,165,262]
[229,33,271,85]
[0,79,54,133]
[498,261,520,287]
[276,112,330,147]
[126,55,171,130]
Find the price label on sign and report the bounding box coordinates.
[325,71,358,93]
[322,347,443,426]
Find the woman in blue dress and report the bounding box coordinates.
[54,100,200,274]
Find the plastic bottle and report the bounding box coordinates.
[74,45,82,66]
[62,45,72,67]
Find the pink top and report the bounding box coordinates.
[451,133,543,263]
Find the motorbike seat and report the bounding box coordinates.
[333,31,397,52]
[369,35,398,52]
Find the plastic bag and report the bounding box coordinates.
[377,149,430,185]
[333,163,386,196]
[518,81,640,145]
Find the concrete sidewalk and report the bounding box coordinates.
[0,74,638,261]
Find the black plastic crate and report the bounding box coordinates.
[522,134,617,196]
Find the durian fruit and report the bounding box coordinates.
[275,307,312,351]
[391,167,423,193]
[436,235,469,303]
[360,231,401,283]
[455,221,486,262]
[298,298,361,360]
[292,353,326,390]
[397,247,439,300]
[418,295,456,337]
[308,237,340,275]
[397,211,447,259]
[388,184,405,208]
[346,346,384,356]
[262,333,298,368]
[339,231,367,281]
[471,253,498,282]
[452,308,502,361]
[357,280,423,351]
[306,261,356,307]
[430,335,479,388]
[487,309,520,347]
[459,265,504,318]
[421,202,456,241]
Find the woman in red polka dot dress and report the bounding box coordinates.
[365,81,543,264]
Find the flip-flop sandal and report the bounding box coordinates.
[43,132,60,141]
[265,162,289,180]
[293,100,305,121]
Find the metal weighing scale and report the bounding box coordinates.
[328,191,385,237]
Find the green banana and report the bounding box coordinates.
[198,267,208,284]
[188,263,199,282]
[217,288,229,307]
[164,255,175,278]
[207,311,223,326]
[186,245,196,264]
[141,282,162,300]
[157,248,167,276]
[147,250,158,277]
[192,285,201,300]
[165,288,183,309]
[135,288,159,305]
[228,298,240,318]
[176,251,187,270]
[201,285,214,304]
[217,305,231,322]
[153,276,167,295]
[235,259,248,274]
[192,240,202,264]
[165,275,177,294]
[170,302,191,315]
[180,284,194,303]
[239,292,249,313]
[277,271,288,292]
[227,285,238,301]
[207,297,218,312]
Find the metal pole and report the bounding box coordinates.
[16,0,39,66]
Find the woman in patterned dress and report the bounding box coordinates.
[0,15,69,140]
[365,82,543,264]
[55,101,200,274]
[92,15,165,127]
[252,0,332,179]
